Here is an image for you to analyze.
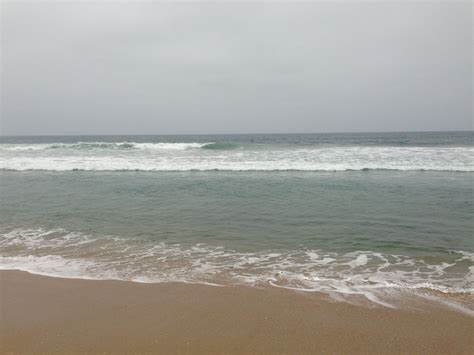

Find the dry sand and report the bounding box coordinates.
[1,270,473,354]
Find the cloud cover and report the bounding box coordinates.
[1,1,472,135]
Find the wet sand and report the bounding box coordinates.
[1,270,473,354]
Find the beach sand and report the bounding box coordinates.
[1,270,473,354]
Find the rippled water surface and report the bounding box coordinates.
[1,132,473,310]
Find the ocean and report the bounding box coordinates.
[1,131,472,310]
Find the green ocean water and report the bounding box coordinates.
[0,132,473,307]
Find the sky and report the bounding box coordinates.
[1,1,472,136]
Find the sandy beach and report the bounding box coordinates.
[3,1,473,354]
[1,270,472,354]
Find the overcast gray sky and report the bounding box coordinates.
[1,1,472,135]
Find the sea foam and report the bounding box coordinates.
[1,228,472,312]
[1,144,472,171]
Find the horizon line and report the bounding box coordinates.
[1,129,472,138]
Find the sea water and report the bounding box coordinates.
[1,132,472,309]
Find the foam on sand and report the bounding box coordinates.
[1,228,472,314]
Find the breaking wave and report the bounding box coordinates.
[1,143,472,171]
[201,142,239,150]
[0,142,211,151]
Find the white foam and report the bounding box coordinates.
[1,145,473,171]
[0,255,106,280]
[348,254,369,268]
[0,142,209,151]
[1,228,473,312]
[133,143,208,150]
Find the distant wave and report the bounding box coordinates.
[0,142,212,151]
[0,141,248,151]
[201,142,239,150]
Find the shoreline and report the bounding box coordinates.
[1,270,473,354]
[3,266,473,314]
